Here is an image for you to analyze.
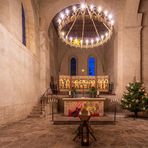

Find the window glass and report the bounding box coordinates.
[70,57,77,76]
[88,57,95,76]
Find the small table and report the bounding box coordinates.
[73,115,96,146]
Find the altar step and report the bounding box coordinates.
[28,104,44,118]
[53,120,115,125]
[28,94,67,118]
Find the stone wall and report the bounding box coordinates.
[49,23,59,83]
[0,0,40,126]
[0,24,40,126]
[58,41,104,76]
[0,0,22,42]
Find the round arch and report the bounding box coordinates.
[39,0,115,33]
[68,55,78,76]
[87,55,97,76]
[21,0,37,54]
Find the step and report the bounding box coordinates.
[32,108,42,111]
[28,114,41,118]
[32,110,45,114]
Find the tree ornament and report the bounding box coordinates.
[121,79,148,118]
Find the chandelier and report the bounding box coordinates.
[56,3,115,48]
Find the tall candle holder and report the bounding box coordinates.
[97,89,100,97]
[69,90,71,97]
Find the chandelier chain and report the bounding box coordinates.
[82,11,85,43]
[66,10,80,38]
[87,6,100,37]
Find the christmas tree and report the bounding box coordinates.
[121,78,148,117]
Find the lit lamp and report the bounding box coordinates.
[69,90,71,96]
[97,89,100,96]
[82,69,85,73]
[82,131,89,146]
[56,3,115,49]
[80,112,90,146]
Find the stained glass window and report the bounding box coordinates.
[70,57,77,76]
[88,57,95,76]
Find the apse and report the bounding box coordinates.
[49,2,115,83]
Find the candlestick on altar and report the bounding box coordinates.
[97,90,100,96]
[83,84,84,97]
[69,90,71,96]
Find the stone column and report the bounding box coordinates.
[121,0,142,89]
[39,30,50,93]
[114,29,124,96]
[122,26,142,87]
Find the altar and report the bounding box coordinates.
[62,98,106,117]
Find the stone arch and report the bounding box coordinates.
[39,0,116,33]
[68,55,78,76]
[44,0,118,74]
[39,0,123,78]
[39,0,127,93]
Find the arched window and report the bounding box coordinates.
[88,56,95,76]
[70,57,77,76]
[22,4,26,46]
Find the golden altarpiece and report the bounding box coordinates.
[59,75,109,92]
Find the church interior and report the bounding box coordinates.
[0,0,148,147]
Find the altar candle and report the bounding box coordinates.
[69,91,71,96]
[97,90,100,96]
[79,111,82,115]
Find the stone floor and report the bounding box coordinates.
[0,114,148,148]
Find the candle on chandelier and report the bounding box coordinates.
[97,6,102,12]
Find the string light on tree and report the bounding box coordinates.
[121,78,148,117]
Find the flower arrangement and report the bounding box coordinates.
[71,86,76,98]
[89,86,97,98]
